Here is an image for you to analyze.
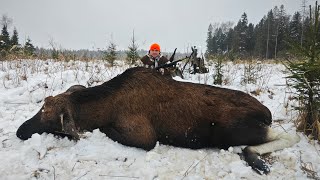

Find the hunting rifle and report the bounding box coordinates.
[155,48,194,70]
[156,47,208,76]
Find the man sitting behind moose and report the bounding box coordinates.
[140,43,169,69]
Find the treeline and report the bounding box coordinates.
[34,47,148,61]
[206,4,319,59]
[0,15,146,65]
[0,16,184,66]
[0,16,141,65]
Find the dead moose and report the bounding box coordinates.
[16,67,300,174]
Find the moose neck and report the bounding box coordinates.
[70,86,115,131]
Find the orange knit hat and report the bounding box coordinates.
[150,43,160,51]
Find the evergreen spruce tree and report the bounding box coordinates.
[213,56,224,85]
[24,38,35,56]
[126,31,140,65]
[225,28,236,60]
[10,27,19,52]
[104,42,117,66]
[232,13,249,58]
[231,26,240,55]
[274,5,290,58]
[285,1,320,140]
[215,27,227,53]
[239,13,249,55]
[206,24,215,56]
[225,28,233,51]
[265,10,276,59]
[0,24,10,51]
[302,16,311,45]
[246,23,255,56]
[253,18,266,58]
[289,12,302,43]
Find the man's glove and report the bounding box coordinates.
[159,68,165,75]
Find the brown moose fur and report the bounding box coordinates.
[17,67,275,173]
[19,67,271,149]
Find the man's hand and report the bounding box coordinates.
[159,68,165,75]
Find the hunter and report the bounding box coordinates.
[140,43,169,69]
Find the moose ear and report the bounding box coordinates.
[65,85,86,95]
[44,96,54,104]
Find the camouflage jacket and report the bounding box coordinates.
[140,55,169,68]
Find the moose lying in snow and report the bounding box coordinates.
[16,67,300,174]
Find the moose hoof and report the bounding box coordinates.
[251,158,270,175]
[243,147,270,175]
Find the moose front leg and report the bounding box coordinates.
[58,110,79,140]
[63,121,80,140]
[102,115,157,150]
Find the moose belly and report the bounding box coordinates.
[157,125,212,149]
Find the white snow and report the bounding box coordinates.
[0,59,319,179]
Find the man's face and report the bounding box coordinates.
[150,50,160,58]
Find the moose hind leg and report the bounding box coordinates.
[243,128,300,174]
[102,115,157,151]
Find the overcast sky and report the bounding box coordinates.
[0,0,315,52]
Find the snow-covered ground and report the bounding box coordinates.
[0,59,319,180]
